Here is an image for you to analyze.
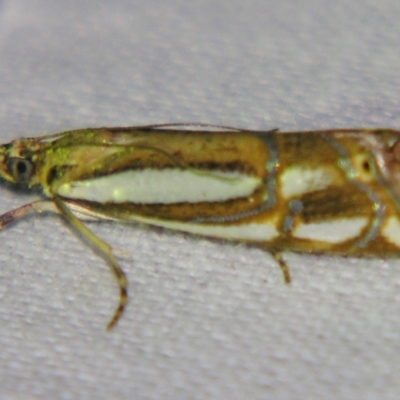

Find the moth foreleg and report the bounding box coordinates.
[0,199,58,228]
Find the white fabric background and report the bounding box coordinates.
[0,0,400,399]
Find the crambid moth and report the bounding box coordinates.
[0,123,399,329]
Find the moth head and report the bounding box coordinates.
[0,141,35,185]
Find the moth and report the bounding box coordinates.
[0,123,399,329]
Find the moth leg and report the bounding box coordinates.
[53,196,127,330]
[0,200,58,228]
[59,201,132,258]
[270,249,291,284]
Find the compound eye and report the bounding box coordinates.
[7,157,34,183]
